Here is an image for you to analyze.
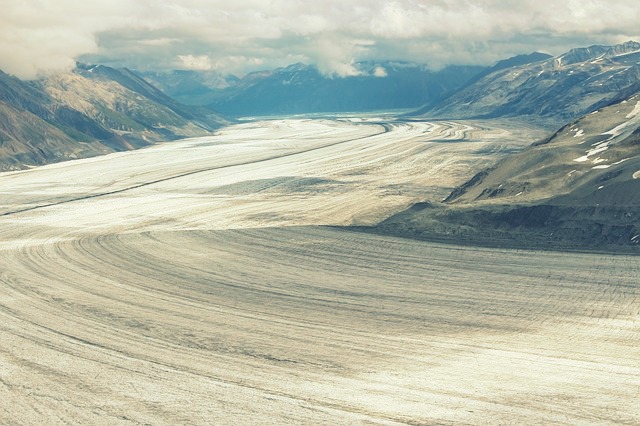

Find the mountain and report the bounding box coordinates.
[0,70,89,169]
[419,41,640,124]
[0,65,228,171]
[379,89,640,251]
[453,52,553,90]
[138,62,485,117]
[39,64,228,141]
[445,94,640,206]
[138,70,240,106]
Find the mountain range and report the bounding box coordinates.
[138,69,240,106]
[379,84,640,250]
[2,41,640,250]
[137,41,640,125]
[371,41,640,250]
[418,41,640,125]
[140,62,485,116]
[0,64,227,171]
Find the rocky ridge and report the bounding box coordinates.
[0,64,227,171]
[380,89,640,251]
[420,41,640,124]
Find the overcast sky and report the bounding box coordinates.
[1,0,639,79]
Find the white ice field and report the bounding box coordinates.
[1,118,638,424]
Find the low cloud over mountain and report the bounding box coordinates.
[141,61,484,116]
[2,1,639,79]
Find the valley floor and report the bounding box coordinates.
[0,118,638,424]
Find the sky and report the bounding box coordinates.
[1,0,639,79]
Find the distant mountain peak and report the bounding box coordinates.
[282,62,309,72]
[607,40,640,55]
[494,52,552,69]
[556,40,640,66]
[201,61,484,116]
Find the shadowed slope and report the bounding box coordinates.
[380,91,640,250]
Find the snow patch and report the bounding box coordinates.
[577,107,640,163]
[574,144,609,162]
[602,117,637,138]
[625,101,640,119]
[633,170,640,179]
[573,129,584,137]
[598,185,604,190]
[592,165,611,169]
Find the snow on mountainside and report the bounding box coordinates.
[421,41,640,124]
[556,41,640,66]
[380,89,640,250]
[446,92,640,207]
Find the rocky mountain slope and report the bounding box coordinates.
[419,41,640,124]
[380,90,640,251]
[140,62,485,116]
[0,65,227,171]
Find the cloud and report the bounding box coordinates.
[373,66,388,78]
[177,54,264,72]
[302,36,373,77]
[0,1,135,79]
[1,0,639,79]
[177,54,214,71]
